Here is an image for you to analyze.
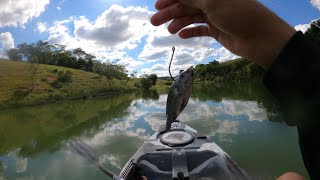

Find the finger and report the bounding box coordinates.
[178,25,210,39]
[206,24,222,40]
[178,0,206,10]
[150,2,200,26]
[168,13,205,34]
[155,0,178,10]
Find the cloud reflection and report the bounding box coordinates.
[0,91,279,179]
[178,98,268,123]
[8,150,28,173]
[222,99,267,122]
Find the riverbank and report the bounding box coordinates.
[0,60,139,109]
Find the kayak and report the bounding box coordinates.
[119,120,250,180]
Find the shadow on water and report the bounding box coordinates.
[141,89,160,100]
[0,161,4,173]
[0,92,140,157]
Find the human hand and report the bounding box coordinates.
[150,0,296,69]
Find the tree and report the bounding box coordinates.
[305,19,320,46]
[6,49,22,61]
[130,71,138,78]
[5,41,129,79]
[209,60,219,65]
[147,74,158,85]
[140,78,152,89]
[26,56,39,90]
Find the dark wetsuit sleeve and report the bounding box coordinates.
[263,31,320,179]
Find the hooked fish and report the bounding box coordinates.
[165,67,194,131]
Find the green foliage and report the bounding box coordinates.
[140,78,152,89]
[57,71,72,83]
[5,41,128,80]
[194,58,264,82]
[0,60,138,109]
[52,69,58,73]
[138,74,159,89]
[147,74,158,85]
[304,19,320,46]
[93,61,127,80]
[51,71,73,88]
[6,48,22,60]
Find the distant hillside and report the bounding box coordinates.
[194,58,265,82]
[0,60,137,109]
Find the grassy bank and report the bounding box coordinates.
[151,79,171,93]
[0,60,138,109]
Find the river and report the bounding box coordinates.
[0,82,308,179]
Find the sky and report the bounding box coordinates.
[0,0,319,76]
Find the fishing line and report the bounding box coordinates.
[169,47,175,81]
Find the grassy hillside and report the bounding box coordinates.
[0,60,138,109]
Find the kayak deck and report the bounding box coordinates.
[119,121,249,180]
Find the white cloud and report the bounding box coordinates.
[44,5,152,73]
[47,21,78,48]
[74,5,154,50]
[43,4,238,76]
[139,24,215,63]
[0,0,50,28]
[0,32,15,58]
[139,62,195,77]
[95,51,144,72]
[212,47,239,62]
[294,19,320,33]
[36,22,47,33]
[311,0,320,10]
[294,23,311,33]
[138,22,238,76]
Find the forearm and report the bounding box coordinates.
[263,31,320,126]
[263,31,320,179]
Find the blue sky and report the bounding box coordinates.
[0,0,319,76]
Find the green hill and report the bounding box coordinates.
[194,58,265,82]
[0,60,137,109]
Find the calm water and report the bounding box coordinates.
[0,82,308,180]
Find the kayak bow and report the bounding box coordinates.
[119,120,249,180]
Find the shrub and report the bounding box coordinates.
[57,70,72,83]
[147,74,157,85]
[51,71,72,88]
[140,78,152,89]
[52,69,58,73]
[165,81,173,86]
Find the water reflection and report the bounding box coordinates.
[0,82,307,179]
[141,89,160,100]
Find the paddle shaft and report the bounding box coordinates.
[68,140,124,180]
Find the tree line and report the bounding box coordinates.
[6,41,128,80]
[194,20,320,82]
[194,59,265,81]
